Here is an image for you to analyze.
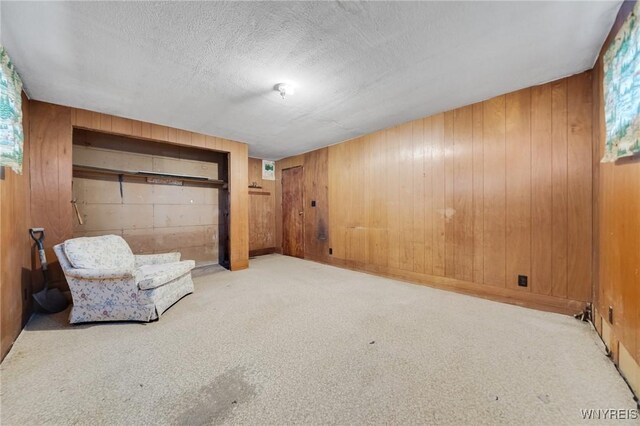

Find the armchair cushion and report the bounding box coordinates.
[136,260,196,290]
[64,235,135,270]
[135,252,181,267]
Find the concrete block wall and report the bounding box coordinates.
[72,145,221,265]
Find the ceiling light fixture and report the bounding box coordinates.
[274,83,295,99]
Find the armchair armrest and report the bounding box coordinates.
[64,268,135,280]
[135,253,181,267]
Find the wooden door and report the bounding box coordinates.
[282,166,305,258]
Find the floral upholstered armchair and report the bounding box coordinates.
[53,235,195,324]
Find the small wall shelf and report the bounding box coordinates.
[249,190,271,196]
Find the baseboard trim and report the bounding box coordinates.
[307,257,586,316]
[619,343,640,398]
[593,309,639,400]
[249,247,277,257]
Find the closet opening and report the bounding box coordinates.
[71,128,230,271]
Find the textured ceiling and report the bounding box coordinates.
[1,1,621,159]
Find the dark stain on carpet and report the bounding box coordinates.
[174,366,256,425]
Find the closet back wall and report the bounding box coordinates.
[277,71,593,314]
[72,144,221,264]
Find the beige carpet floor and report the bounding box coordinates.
[1,254,636,425]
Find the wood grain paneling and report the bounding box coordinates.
[482,95,507,287]
[368,132,389,268]
[551,79,569,298]
[567,72,593,303]
[223,139,249,270]
[443,112,455,278]
[29,102,73,288]
[422,119,433,275]
[531,84,553,295]
[31,103,73,246]
[505,89,531,292]
[431,114,446,276]
[471,103,484,283]
[1,94,32,360]
[278,72,594,314]
[327,144,346,259]
[593,0,639,380]
[453,106,473,282]
[282,166,305,258]
[412,120,426,274]
[248,157,276,255]
[304,148,329,262]
[398,123,414,272]
[387,126,402,270]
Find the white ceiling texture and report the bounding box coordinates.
[1,1,621,159]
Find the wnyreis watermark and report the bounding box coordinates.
[581,409,639,420]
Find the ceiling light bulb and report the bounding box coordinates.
[275,83,295,99]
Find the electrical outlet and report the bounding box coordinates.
[517,275,528,287]
[608,306,613,323]
[329,248,333,255]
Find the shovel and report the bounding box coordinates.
[30,228,68,313]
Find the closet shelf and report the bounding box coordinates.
[73,165,227,187]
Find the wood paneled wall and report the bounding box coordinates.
[248,158,276,255]
[303,148,329,261]
[28,101,249,279]
[277,72,594,314]
[592,0,639,397]
[29,102,75,288]
[1,93,32,360]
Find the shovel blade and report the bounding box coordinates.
[33,288,68,313]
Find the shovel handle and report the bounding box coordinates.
[29,228,45,246]
[29,228,48,271]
